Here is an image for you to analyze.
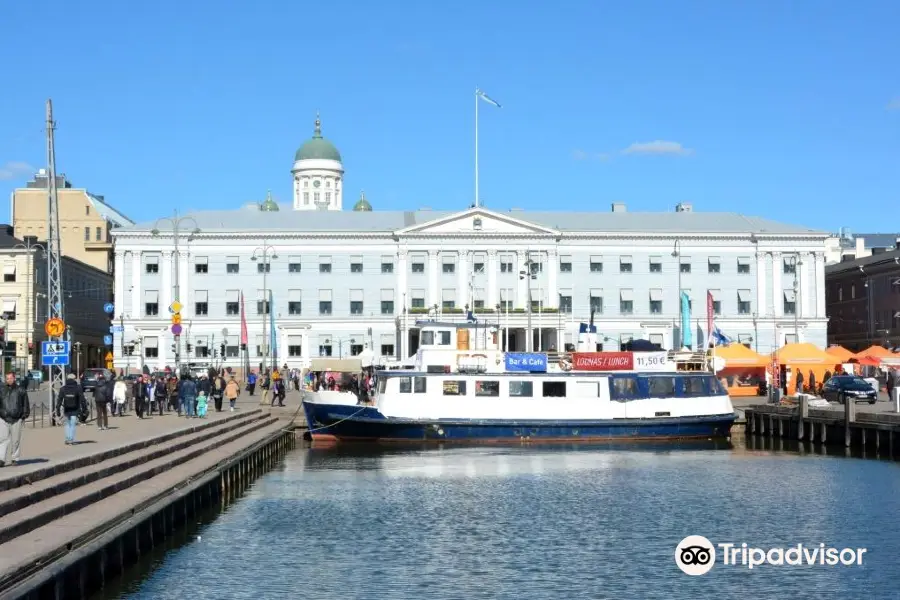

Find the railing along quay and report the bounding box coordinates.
[745,397,900,458]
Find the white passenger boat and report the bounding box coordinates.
[302,320,736,443]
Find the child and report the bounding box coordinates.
[196,391,209,418]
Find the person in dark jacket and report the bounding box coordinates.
[211,373,226,412]
[180,375,198,418]
[132,375,148,419]
[55,373,85,445]
[93,374,110,430]
[1,372,31,465]
[197,374,211,414]
[153,376,168,415]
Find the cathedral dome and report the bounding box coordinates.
[294,114,342,162]
[353,191,372,212]
[259,190,279,212]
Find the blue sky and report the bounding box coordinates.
[1,0,897,232]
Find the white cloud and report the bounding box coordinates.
[0,161,35,181]
[887,98,900,110]
[621,141,693,156]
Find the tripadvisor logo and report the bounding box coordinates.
[675,536,867,575]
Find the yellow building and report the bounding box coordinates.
[10,169,133,273]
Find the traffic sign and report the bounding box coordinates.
[44,318,65,337]
[103,302,115,314]
[171,324,183,335]
[109,325,124,333]
[171,313,182,325]
[105,351,113,361]
[103,334,113,345]
[169,301,182,314]
[41,341,71,367]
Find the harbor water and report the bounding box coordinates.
[94,439,900,600]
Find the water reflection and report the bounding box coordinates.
[103,441,900,600]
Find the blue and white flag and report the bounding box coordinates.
[466,310,477,323]
[711,326,733,346]
[476,89,501,108]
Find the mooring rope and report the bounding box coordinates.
[304,405,370,434]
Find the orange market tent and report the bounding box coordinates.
[855,345,894,359]
[715,344,767,396]
[851,355,882,367]
[825,346,854,362]
[773,343,836,394]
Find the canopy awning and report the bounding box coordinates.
[715,343,767,368]
[773,342,834,365]
[825,345,854,361]
[309,357,362,373]
[855,345,894,359]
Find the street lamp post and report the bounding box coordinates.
[251,245,278,372]
[520,255,536,352]
[151,210,200,373]
[73,341,82,376]
[672,240,682,349]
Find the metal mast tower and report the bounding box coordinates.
[45,99,66,411]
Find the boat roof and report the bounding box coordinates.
[375,370,709,378]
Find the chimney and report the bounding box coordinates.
[895,237,900,250]
[855,237,865,256]
[675,202,693,213]
[611,202,626,213]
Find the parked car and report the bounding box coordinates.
[822,376,877,404]
[80,368,114,392]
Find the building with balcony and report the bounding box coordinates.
[0,225,113,372]
[9,169,134,273]
[825,249,900,351]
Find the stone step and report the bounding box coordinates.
[0,420,288,596]
[0,411,271,519]
[0,415,279,547]
[0,408,264,493]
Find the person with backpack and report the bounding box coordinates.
[153,376,168,415]
[92,374,110,431]
[211,373,226,412]
[132,375,148,419]
[180,374,198,418]
[246,371,257,396]
[54,374,84,445]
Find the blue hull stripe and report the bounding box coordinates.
[302,401,736,443]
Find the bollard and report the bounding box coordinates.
[844,397,856,447]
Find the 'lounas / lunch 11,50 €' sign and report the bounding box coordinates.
[571,352,670,372]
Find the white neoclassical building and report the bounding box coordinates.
[110,117,831,371]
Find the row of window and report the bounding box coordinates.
[388,374,726,399]
[140,342,396,359]
[140,255,803,277]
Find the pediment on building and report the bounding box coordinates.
[395,208,558,236]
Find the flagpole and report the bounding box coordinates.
[474,87,480,208]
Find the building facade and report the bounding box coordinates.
[825,229,900,264]
[0,226,113,371]
[825,249,900,351]
[10,169,134,273]
[109,117,831,371]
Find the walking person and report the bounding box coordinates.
[133,375,148,419]
[197,373,211,415]
[55,374,85,445]
[0,372,31,465]
[93,374,110,430]
[246,371,257,396]
[180,375,197,418]
[153,376,168,415]
[167,376,180,415]
[211,373,225,412]
[225,376,240,411]
[891,368,900,410]
[113,377,128,416]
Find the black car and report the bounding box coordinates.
[822,376,877,404]
[80,368,113,392]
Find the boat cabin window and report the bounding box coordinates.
[420,330,452,346]
[709,375,728,396]
[443,380,467,396]
[398,377,412,393]
[475,381,500,397]
[609,376,641,401]
[509,381,533,397]
[646,376,676,397]
[377,378,387,394]
[414,376,427,393]
[682,376,708,397]
[542,381,566,397]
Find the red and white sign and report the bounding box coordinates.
[572,352,634,371]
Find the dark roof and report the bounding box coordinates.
[837,233,900,249]
[825,247,900,274]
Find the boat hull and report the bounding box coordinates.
[302,401,736,444]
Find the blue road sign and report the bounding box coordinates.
[109,325,124,333]
[41,341,71,367]
[103,334,113,345]
[103,302,115,314]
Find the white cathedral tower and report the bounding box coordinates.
[291,113,344,211]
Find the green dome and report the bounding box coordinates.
[259,190,279,212]
[294,114,342,162]
[353,191,372,212]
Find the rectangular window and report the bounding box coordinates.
[708,290,721,315]
[783,257,796,275]
[560,255,572,273]
[144,290,159,317]
[414,376,427,393]
[145,255,159,274]
[620,289,634,314]
[319,256,332,273]
[194,256,208,274]
[442,262,455,274]
[289,289,302,315]
[350,289,364,315]
[589,291,603,314]
[381,262,393,273]
[649,289,663,314]
[472,261,484,273]
[559,294,572,313]
[679,257,691,273]
[95,226,102,241]
[380,344,394,356]
[411,262,425,273]
[143,337,159,359]
[500,261,513,273]
[225,290,239,315]
[410,289,425,309]
[784,290,797,315]
[194,290,209,316]
[319,289,333,315]
[226,256,239,273]
[590,255,603,273]
[529,259,542,274]
[288,344,303,357]
[399,377,412,393]
[442,289,456,310]
[257,262,270,273]
[609,376,640,401]
[475,381,500,396]
[707,257,721,274]
[2,266,15,283]
[318,344,333,357]
[442,380,467,396]
[351,256,363,273]
[288,256,301,273]
[509,381,533,397]
[646,376,676,397]
[649,256,662,273]
[256,300,270,315]
[226,345,239,357]
[350,343,364,356]
[737,257,751,274]
[682,376,708,397]
[619,256,632,273]
[737,289,751,315]
[381,301,394,314]
[543,381,566,397]
[84,227,90,241]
